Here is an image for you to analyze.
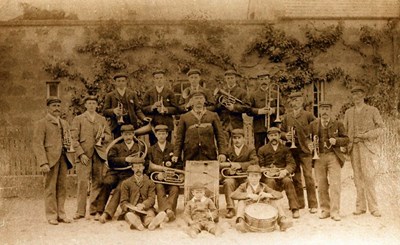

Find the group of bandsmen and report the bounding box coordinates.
[33,68,384,236]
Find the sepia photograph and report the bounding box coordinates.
[0,0,399,244]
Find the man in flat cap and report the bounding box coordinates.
[221,128,258,218]
[231,165,292,232]
[344,85,384,217]
[309,101,349,221]
[33,97,76,225]
[103,72,151,137]
[215,70,250,143]
[248,71,284,151]
[172,89,227,163]
[147,124,181,223]
[281,91,318,216]
[142,70,179,145]
[258,127,300,218]
[72,96,112,220]
[97,124,143,223]
[179,69,216,113]
[120,157,167,231]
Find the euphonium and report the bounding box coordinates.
[95,124,106,147]
[312,135,320,160]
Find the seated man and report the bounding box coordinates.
[221,128,258,219]
[98,124,142,223]
[120,157,167,231]
[231,165,293,232]
[258,127,300,219]
[147,124,182,222]
[184,182,222,238]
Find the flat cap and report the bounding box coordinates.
[113,72,128,80]
[319,101,332,107]
[152,69,165,76]
[121,124,135,132]
[83,95,98,103]
[289,91,303,98]
[130,157,145,164]
[224,69,239,76]
[247,165,262,173]
[267,127,281,134]
[154,124,169,132]
[191,182,206,190]
[350,85,366,93]
[232,128,245,137]
[187,69,201,76]
[46,96,61,106]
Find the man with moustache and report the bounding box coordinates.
[310,101,349,221]
[172,90,227,163]
[103,72,151,137]
[281,92,318,217]
[258,127,300,218]
[33,97,75,225]
[215,70,250,142]
[344,86,384,217]
[142,70,178,145]
[72,95,112,220]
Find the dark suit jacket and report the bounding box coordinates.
[142,87,178,130]
[309,118,349,167]
[103,89,146,131]
[174,109,227,162]
[281,109,315,154]
[33,114,74,169]
[107,141,141,169]
[72,111,112,160]
[226,145,258,171]
[215,85,250,131]
[258,142,296,173]
[120,174,156,214]
[231,182,283,200]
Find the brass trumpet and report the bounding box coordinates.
[95,124,106,147]
[311,135,320,160]
[213,88,244,107]
[149,162,185,186]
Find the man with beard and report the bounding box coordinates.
[172,90,227,163]
[221,128,258,219]
[142,70,178,145]
[344,86,384,217]
[120,157,167,231]
[103,72,151,137]
[33,97,75,225]
[258,127,300,218]
[72,96,112,220]
[310,101,349,221]
[98,124,143,223]
[281,92,318,217]
[215,70,250,142]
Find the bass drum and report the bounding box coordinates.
[244,203,278,232]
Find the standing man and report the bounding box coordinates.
[33,97,75,225]
[248,71,283,151]
[103,72,150,137]
[215,70,250,142]
[142,70,178,145]
[172,90,227,163]
[147,125,181,222]
[258,127,300,218]
[310,101,349,221]
[344,86,384,217]
[281,91,318,215]
[72,95,112,220]
[179,69,215,113]
[221,128,258,218]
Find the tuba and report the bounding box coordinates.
[213,88,245,107]
[149,161,185,186]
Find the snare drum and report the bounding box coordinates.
[244,203,278,232]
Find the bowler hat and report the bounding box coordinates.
[46,96,61,106]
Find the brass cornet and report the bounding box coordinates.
[95,124,106,147]
[311,135,320,160]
